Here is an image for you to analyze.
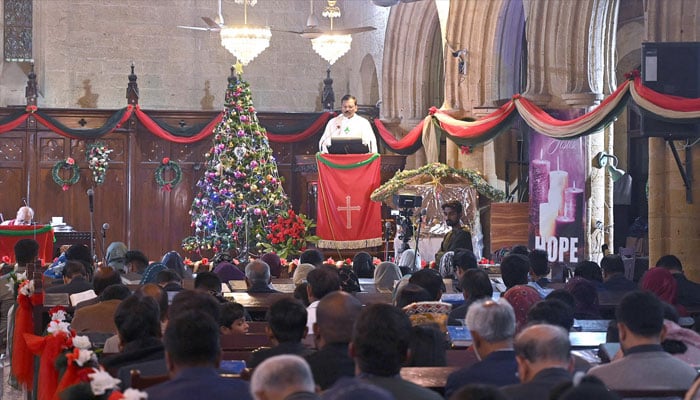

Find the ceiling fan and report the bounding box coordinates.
[281,0,376,40]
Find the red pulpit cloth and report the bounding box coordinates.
[0,225,54,263]
[316,153,383,249]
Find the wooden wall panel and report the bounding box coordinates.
[489,202,529,252]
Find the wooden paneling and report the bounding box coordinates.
[489,202,529,252]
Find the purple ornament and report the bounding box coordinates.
[249,161,258,168]
[237,130,245,137]
[254,208,262,215]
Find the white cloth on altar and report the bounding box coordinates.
[319,114,377,153]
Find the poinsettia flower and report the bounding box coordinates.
[50,309,68,322]
[72,335,92,350]
[373,257,382,265]
[1,256,10,264]
[66,157,75,165]
[47,320,71,335]
[88,368,121,395]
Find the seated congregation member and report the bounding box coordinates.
[305,291,362,390]
[587,291,697,391]
[527,249,552,298]
[70,284,131,334]
[448,268,493,325]
[161,250,192,279]
[349,303,442,400]
[657,254,700,307]
[500,324,573,400]
[444,299,519,398]
[306,265,341,334]
[64,244,95,279]
[374,261,402,294]
[251,355,319,400]
[451,249,478,292]
[214,261,246,285]
[246,259,279,293]
[508,245,530,256]
[394,283,433,308]
[101,294,164,374]
[352,252,375,279]
[300,249,324,268]
[320,376,394,400]
[293,263,316,287]
[105,241,128,274]
[338,264,361,293]
[573,260,604,289]
[146,310,252,400]
[640,266,688,316]
[500,254,530,290]
[564,277,601,319]
[502,284,541,332]
[45,260,94,295]
[600,254,636,293]
[14,238,39,268]
[408,268,445,301]
[75,267,123,309]
[157,269,183,292]
[249,297,313,369]
[220,302,249,335]
[123,250,149,284]
[140,262,168,284]
[194,271,226,303]
[406,324,447,367]
[261,252,283,279]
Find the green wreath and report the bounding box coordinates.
[52,158,80,191]
[155,157,182,192]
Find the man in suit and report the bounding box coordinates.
[145,309,252,400]
[350,303,442,400]
[435,200,473,265]
[305,291,362,390]
[600,254,637,292]
[245,260,279,293]
[587,291,697,391]
[656,254,700,307]
[70,283,130,334]
[500,324,573,400]
[44,260,94,295]
[444,298,519,398]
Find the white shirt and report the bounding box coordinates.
[319,114,377,153]
[306,300,320,335]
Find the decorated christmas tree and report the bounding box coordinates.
[182,67,290,258]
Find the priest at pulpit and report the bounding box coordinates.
[1,206,34,226]
[318,94,377,154]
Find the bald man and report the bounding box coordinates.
[305,291,362,390]
[501,324,573,400]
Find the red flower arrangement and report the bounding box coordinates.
[261,210,318,260]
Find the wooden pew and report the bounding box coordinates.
[400,367,457,395]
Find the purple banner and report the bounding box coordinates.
[528,109,587,265]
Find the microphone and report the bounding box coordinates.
[21,198,27,206]
[384,221,392,239]
[87,189,94,212]
[102,223,109,238]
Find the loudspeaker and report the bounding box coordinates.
[640,42,700,139]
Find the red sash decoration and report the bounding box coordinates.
[316,153,383,249]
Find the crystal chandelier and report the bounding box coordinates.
[220,0,271,66]
[311,33,352,65]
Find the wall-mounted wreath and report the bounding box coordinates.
[52,158,80,191]
[155,157,182,192]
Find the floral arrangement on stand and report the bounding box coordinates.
[260,209,319,260]
[155,157,182,192]
[52,157,80,191]
[86,142,113,185]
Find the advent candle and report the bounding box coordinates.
[564,182,584,222]
[531,154,550,204]
[555,215,576,238]
[539,202,558,238]
[548,159,569,216]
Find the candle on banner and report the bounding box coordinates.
[548,157,569,216]
[539,202,558,238]
[564,181,584,222]
[531,149,551,204]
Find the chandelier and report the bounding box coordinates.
[312,33,352,65]
[220,0,271,66]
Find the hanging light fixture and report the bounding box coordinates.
[312,0,352,65]
[220,0,271,66]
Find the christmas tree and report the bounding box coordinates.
[182,67,290,258]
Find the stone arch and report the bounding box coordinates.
[359,54,379,106]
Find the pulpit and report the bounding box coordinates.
[293,154,406,219]
[0,225,54,263]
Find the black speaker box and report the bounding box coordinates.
[640,42,700,139]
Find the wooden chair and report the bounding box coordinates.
[619,247,636,281]
[130,369,169,390]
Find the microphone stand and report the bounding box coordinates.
[412,210,426,271]
[89,199,96,267]
[384,223,391,261]
[100,226,107,267]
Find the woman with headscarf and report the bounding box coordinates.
[374,262,402,293]
[214,262,246,283]
[503,284,542,332]
[105,242,128,274]
[292,263,315,287]
[564,276,601,319]
[161,250,192,279]
[641,266,688,316]
[338,265,361,293]
[352,251,374,279]
[398,249,421,275]
[140,262,168,284]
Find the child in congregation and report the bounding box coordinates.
[219,302,250,335]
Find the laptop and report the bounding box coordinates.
[327,137,369,154]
